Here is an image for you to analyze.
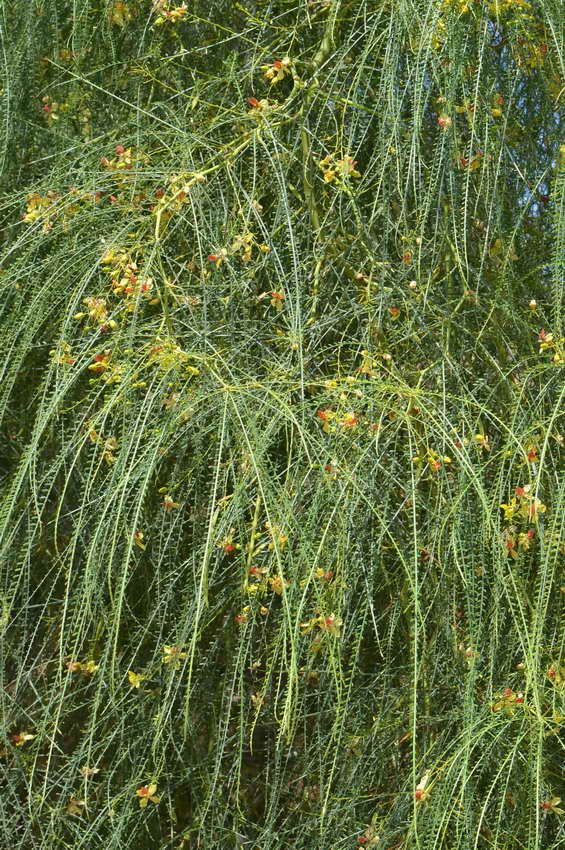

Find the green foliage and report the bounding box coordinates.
[0,0,564,847]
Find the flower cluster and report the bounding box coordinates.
[500,485,546,521]
[209,231,270,266]
[74,296,117,332]
[217,528,241,555]
[247,97,278,115]
[258,290,285,311]
[316,408,359,433]
[152,1,188,25]
[23,191,60,231]
[109,1,134,26]
[300,613,342,637]
[501,526,534,559]
[538,329,565,365]
[147,336,200,375]
[412,449,452,471]
[41,95,69,125]
[318,154,361,184]
[491,687,524,713]
[49,341,77,366]
[87,425,119,464]
[153,172,206,236]
[99,247,157,313]
[66,659,99,675]
[245,565,289,598]
[261,56,292,84]
[88,350,124,384]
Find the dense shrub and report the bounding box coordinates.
[0,1,563,847]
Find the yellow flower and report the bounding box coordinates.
[127,670,145,689]
[541,797,564,815]
[415,773,431,802]
[161,645,187,669]
[261,56,292,84]
[163,494,181,511]
[80,766,101,776]
[136,783,160,807]
[268,575,289,595]
[11,731,35,747]
[67,796,87,816]
[474,433,490,451]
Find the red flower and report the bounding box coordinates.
[247,97,260,107]
[115,144,125,154]
[208,254,219,261]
